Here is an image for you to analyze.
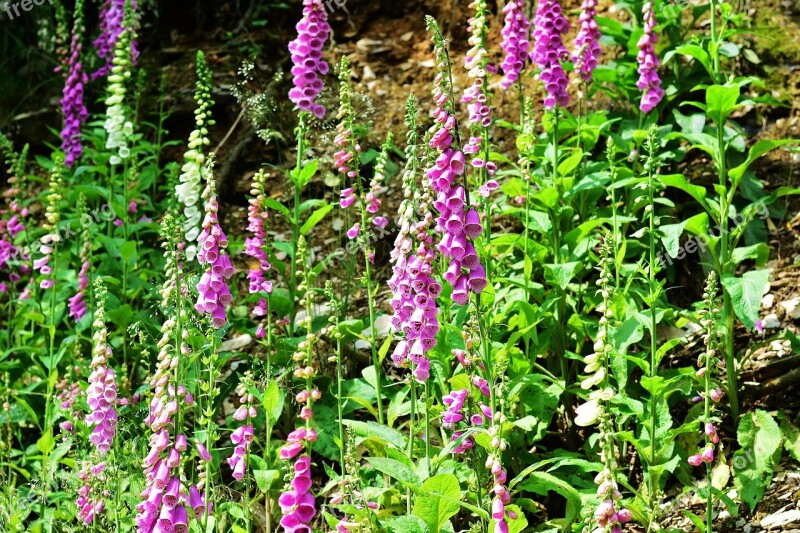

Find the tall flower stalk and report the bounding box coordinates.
[75,280,118,525]
[389,94,440,383]
[425,16,487,304]
[245,169,273,338]
[687,272,724,533]
[335,56,385,423]
[499,0,531,90]
[532,0,570,109]
[93,0,139,81]
[575,234,632,532]
[637,1,664,113]
[288,0,331,119]
[102,2,135,166]
[60,0,88,168]
[176,51,215,261]
[195,157,234,329]
[136,218,205,532]
[278,237,320,533]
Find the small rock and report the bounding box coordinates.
[400,31,414,41]
[780,297,800,319]
[760,509,800,528]
[762,293,775,309]
[220,334,253,352]
[419,59,435,68]
[762,313,781,329]
[362,65,376,81]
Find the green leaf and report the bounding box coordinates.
[367,457,420,485]
[661,173,709,212]
[738,410,782,473]
[386,515,429,533]
[518,471,582,526]
[263,198,290,219]
[728,139,798,185]
[706,84,740,125]
[296,160,318,188]
[36,431,54,455]
[343,420,406,450]
[543,262,581,290]
[660,220,690,258]
[734,409,782,511]
[664,44,713,78]
[253,470,280,492]
[731,243,769,267]
[721,270,769,330]
[300,203,333,235]
[557,149,583,177]
[413,474,461,533]
[262,380,285,424]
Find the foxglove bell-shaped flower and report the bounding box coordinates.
[532,0,570,108]
[572,0,602,83]
[195,166,234,328]
[288,0,331,119]
[637,2,664,113]
[499,0,531,89]
[61,6,88,168]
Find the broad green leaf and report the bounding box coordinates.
[263,198,290,219]
[706,84,740,125]
[253,470,280,492]
[344,420,406,450]
[557,149,583,177]
[413,474,461,533]
[660,174,709,212]
[721,270,769,330]
[731,243,769,267]
[300,203,333,235]
[386,515,429,533]
[543,262,581,290]
[262,380,285,424]
[367,457,420,485]
[728,139,798,185]
[518,471,581,526]
[296,160,318,188]
[660,220,690,258]
[734,409,782,511]
[663,44,713,77]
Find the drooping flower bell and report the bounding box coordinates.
[499,0,531,89]
[388,96,440,383]
[572,0,602,83]
[195,158,234,329]
[531,0,570,108]
[637,1,664,113]
[60,0,88,168]
[288,0,331,119]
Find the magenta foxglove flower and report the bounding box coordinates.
[92,0,139,80]
[288,0,331,119]
[388,98,440,383]
[499,0,531,89]
[195,186,234,328]
[532,0,571,108]
[61,13,88,168]
[278,454,316,532]
[572,0,602,83]
[637,2,664,113]
[86,288,117,455]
